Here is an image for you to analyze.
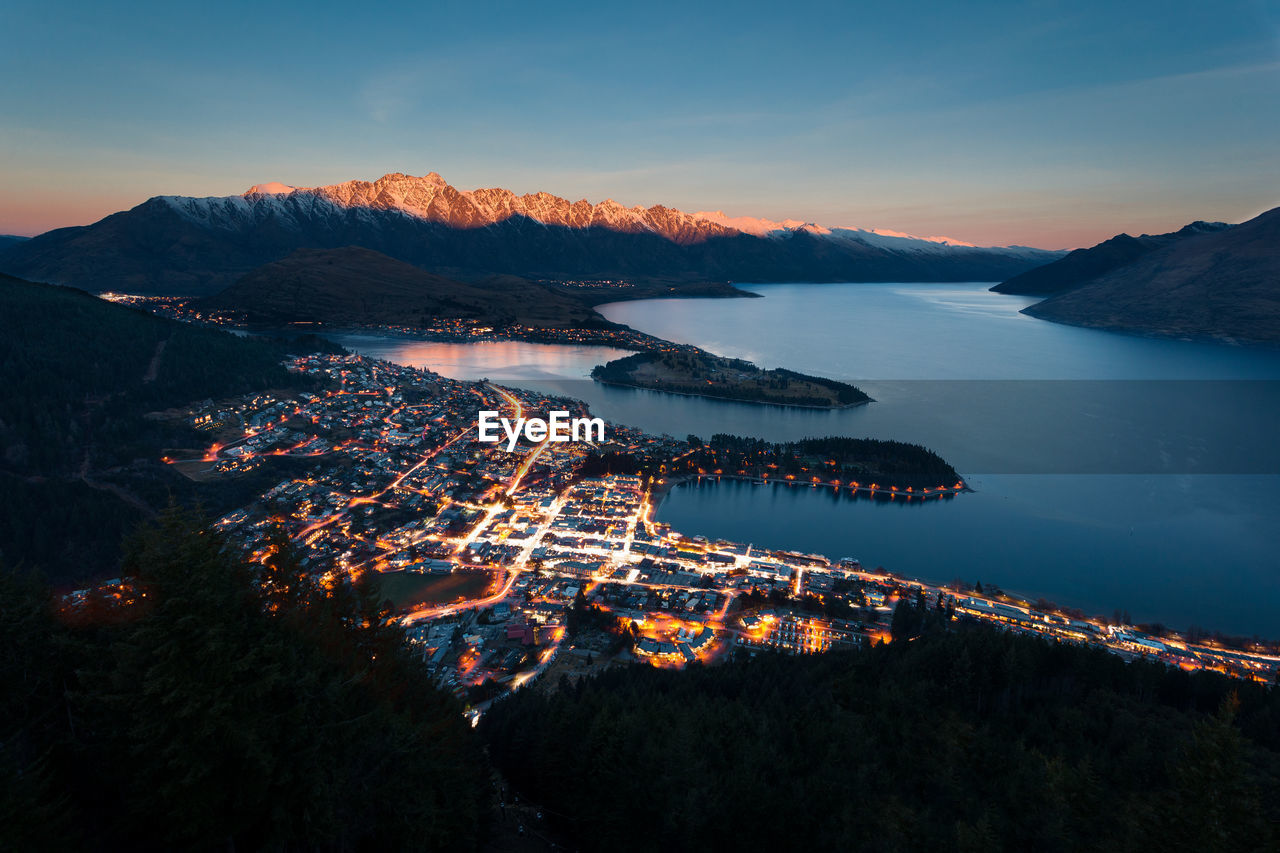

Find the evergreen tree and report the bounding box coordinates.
[2,508,489,850]
[1157,693,1272,851]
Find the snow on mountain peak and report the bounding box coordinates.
[695,210,1010,251]
[694,211,813,236]
[243,182,297,196]
[195,173,1036,253]
[866,227,977,248]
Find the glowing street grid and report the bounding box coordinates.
[170,353,1279,708]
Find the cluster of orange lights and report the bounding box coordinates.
[697,469,964,497]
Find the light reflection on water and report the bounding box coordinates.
[331,282,1280,636]
[328,336,634,382]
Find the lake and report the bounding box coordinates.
[325,336,635,382]
[334,283,1280,636]
[658,474,1279,636]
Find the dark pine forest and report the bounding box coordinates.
[482,612,1280,852]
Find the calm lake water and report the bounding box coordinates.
[334,283,1280,636]
[326,336,635,381]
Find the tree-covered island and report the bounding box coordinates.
[591,348,870,408]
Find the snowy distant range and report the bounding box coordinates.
[0,172,1062,296]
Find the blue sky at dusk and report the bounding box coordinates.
[1,0,1277,247]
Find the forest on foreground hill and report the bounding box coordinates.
[482,604,1280,852]
[5,510,1278,851]
[0,275,337,583]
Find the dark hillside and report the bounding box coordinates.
[481,621,1279,851]
[992,221,1230,296]
[0,274,336,582]
[1025,207,1280,342]
[202,245,605,329]
[0,511,489,850]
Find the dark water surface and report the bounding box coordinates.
[334,283,1280,635]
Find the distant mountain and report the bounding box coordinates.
[203,246,606,329]
[991,221,1231,296]
[0,173,1062,296]
[0,234,30,253]
[1024,206,1280,343]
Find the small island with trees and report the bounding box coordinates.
[591,348,870,408]
[576,432,962,492]
[690,433,961,490]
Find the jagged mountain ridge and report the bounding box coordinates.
[0,172,1064,296]
[159,172,741,247]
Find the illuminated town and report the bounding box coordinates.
[106,351,1277,715]
[9,1,1280,844]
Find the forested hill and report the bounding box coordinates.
[202,246,609,331]
[481,622,1280,851]
[1,510,488,850]
[0,275,336,583]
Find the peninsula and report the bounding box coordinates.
[591,349,870,409]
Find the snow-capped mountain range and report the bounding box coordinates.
[162,171,1042,257]
[0,172,1063,296]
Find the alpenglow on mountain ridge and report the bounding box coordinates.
[0,172,1064,296]
[198,172,741,246]
[225,172,1040,253]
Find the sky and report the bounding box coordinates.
[1,0,1277,248]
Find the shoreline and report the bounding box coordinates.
[647,475,1280,654]
[650,472,968,504]
[592,378,873,410]
[236,323,661,352]
[1018,306,1280,350]
[286,323,877,413]
[581,282,763,308]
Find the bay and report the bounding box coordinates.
[334,283,1280,636]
